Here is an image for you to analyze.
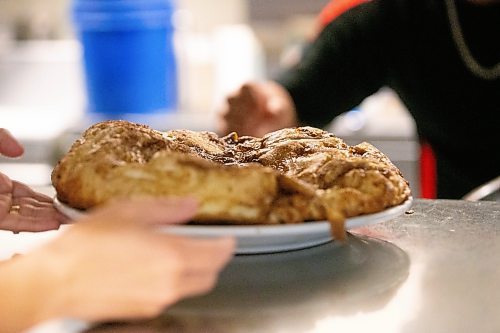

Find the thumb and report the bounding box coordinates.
[0,129,24,158]
[81,197,199,228]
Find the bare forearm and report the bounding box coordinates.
[0,256,62,333]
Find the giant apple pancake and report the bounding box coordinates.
[51,120,411,239]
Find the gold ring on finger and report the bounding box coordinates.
[9,205,21,215]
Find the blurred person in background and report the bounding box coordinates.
[0,128,235,333]
[219,0,499,199]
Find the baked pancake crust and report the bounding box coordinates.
[52,120,411,239]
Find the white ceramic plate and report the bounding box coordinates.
[54,197,413,254]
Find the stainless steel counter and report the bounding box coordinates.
[74,199,499,333]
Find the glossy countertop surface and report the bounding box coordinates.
[4,198,498,333]
[83,199,500,333]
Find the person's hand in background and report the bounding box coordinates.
[218,81,298,137]
[0,197,235,333]
[0,128,68,232]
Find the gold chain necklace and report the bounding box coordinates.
[444,0,500,80]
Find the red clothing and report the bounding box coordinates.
[318,0,370,30]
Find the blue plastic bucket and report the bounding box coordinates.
[72,0,177,117]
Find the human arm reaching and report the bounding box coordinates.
[218,0,389,137]
[0,128,68,232]
[0,197,235,333]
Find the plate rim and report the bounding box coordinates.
[54,196,413,254]
[54,196,413,237]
